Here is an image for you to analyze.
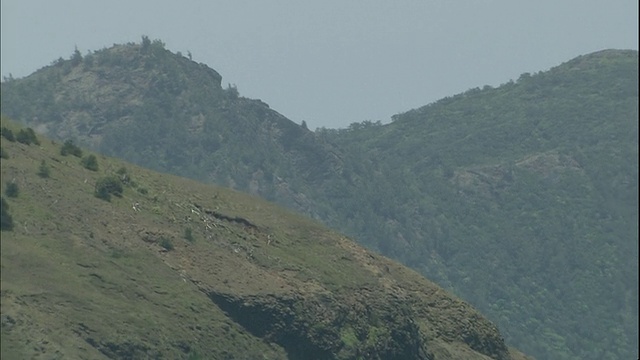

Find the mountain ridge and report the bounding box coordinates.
[1,41,637,359]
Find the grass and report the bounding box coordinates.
[0,118,528,359]
[0,119,288,359]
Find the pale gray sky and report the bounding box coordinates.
[1,0,638,129]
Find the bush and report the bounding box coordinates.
[15,128,39,145]
[1,127,15,142]
[184,227,195,242]
[94,176,123,201]
[0,197,14,231]
[60,140,83,157]
[5,182,19,198]
[0,147,8,159]
[159,237,174,251]
[226,83,239,99]
[116,166,134,186]
[37,160,51,178]
[81,154,99,171]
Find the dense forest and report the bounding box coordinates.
[1,40,637,359]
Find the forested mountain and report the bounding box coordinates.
[315,50,638,360]
[1,40,637,359]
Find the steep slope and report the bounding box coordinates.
[317,49,639,360]
[1,42,637,359]
[0,120,530,359]
[0,40,339,214]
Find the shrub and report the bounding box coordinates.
[1,127,15,142]
[116,166,133,186]
[159,237,174,251]
[37,160,51,178]
[184,227,195,242]
[94,176,123,201]
[0,147,8,159]
[226,83,239,99]
[60,140,83,157]
[16,128,39,145]
[5,182,19,198]
[0,197,14,231]
[81,154,99,171]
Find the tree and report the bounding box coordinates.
[15,128,39,145]
[0,197,13,231]
[71,46,83,66]
[141,35,151,52]
[61,139,83,157]
[5,182,18,198]
[226,83,239,99]
[81,154,99,171]
[37,160,50,178]
[1,127,15,142]
[94,176,123,201]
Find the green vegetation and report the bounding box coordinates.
[0,119,527,360]
[1,126,15,141]
[37,160,50,178]
[60,139,83,157]
[159,237,174,251]
[184,227,194,242]
[5,182,19,198]
[315,50,638,360]
[81,154,99,171]
[94,175,123,201]
[0,197,13,231]
[0,41,636,360]
[15,128,39,145]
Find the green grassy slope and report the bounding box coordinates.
[0,119,531,360]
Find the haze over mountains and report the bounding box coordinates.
[1,39,637,359]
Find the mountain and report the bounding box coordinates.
[0,119,532,360]
[316,49,639,359]
[1,40,637,359]
[0,39,339,216]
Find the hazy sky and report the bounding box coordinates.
[1,1,638,129]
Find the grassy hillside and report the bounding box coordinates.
[1,41,636,359]
[0,119,530,359]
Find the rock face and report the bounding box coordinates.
[0,122,529,359]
